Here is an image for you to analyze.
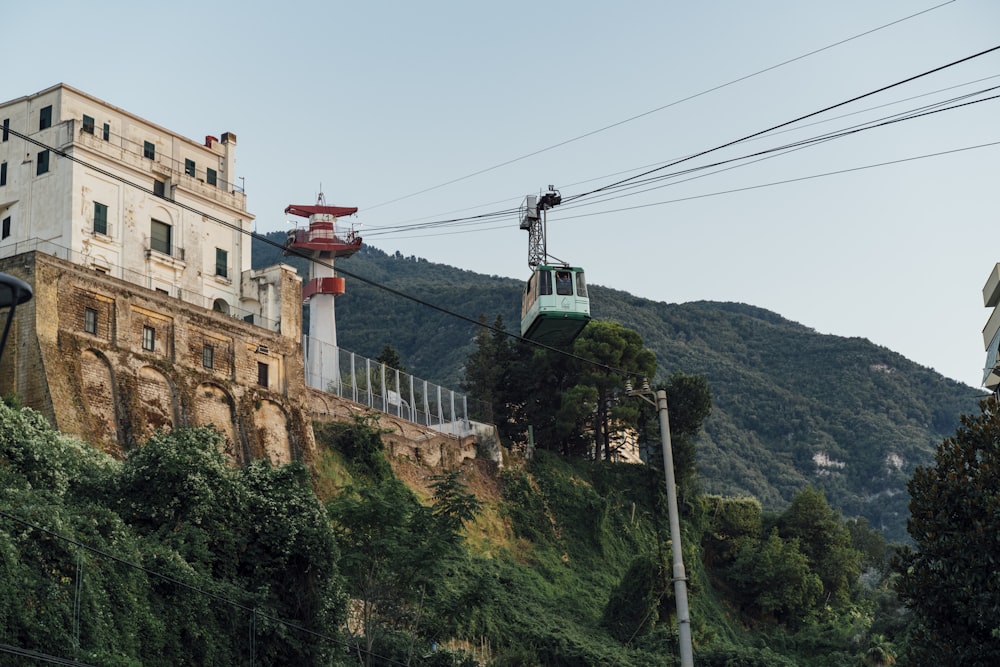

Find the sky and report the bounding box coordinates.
[5,0,999,388]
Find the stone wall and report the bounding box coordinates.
[0,250,489,472]
[307,387,484,468]
[0,251,314,463]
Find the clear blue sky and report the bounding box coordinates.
[6,0,999,388]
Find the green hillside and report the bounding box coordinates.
[0,400,901,666]
[253,233,978,541]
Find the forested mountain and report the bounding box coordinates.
[254,233,979,541]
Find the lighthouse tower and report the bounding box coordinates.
[284,193,361,390]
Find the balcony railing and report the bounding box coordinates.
[68,119,246,205]
[0,238,277,331]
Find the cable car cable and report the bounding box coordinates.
[8,55,998,375]
[560,43,1000,206]
[360,82,1000,237]
[362,0,957,212]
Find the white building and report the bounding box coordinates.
[0,83,280,328]
[982,264,1000,391]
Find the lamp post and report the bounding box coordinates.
[0,272,33,362]
[626,379,693,667]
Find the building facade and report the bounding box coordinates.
[0,84,313,461]
[0,83,487,468]
[0,83,274,324]
[982,264,1000,391]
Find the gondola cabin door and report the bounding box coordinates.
[520,265,591,346]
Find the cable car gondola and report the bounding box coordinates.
[520,264,590,346]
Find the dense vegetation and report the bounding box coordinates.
[254,234,977,542]
[6,382,1000,664]
[3,395,907,666]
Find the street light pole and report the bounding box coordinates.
[0,272,33,362]
[628,380,694,667]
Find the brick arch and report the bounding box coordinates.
[135,365,177,443]
[256,399,291,465]
[193,382,239,463]
[80,349,119,446]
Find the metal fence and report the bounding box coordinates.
[304,335,488,436]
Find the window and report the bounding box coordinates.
[576,271,588,298]
[82,115,95,134]
[142,325,155,351]
[84,308,98,334]
[184,159,195,177]
[102,123,110,141]
[1,217,9,240]
[36,150,49,176]
[1,118,7,141]
[150,219,171,255]
[215,248,228,278]
[93,202,108,235]
[206,168,217,186]
[202,344,214,369]
[257,361,269,388]
[538,270,552,296]
[143,141,155,159]
[555,270,573,296]
[153,179,165,197]
[0,162,6,187]
[39,105,52,130]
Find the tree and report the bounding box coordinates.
[636,373,712,497]
[778,486,860,606]
[328,468,482,666]
[894,397,1000,666]
[462,314,506,424]
[727,529,823,624]
[572,321,656,461]
[376,343,405,372]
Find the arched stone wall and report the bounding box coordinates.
[193,382,239,462]
[80,349,119,444]
[135,365,177,443]
[256,399,291,465]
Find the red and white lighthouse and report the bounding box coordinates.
[284,193,361,390]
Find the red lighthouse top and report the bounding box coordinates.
[284,194,362,259]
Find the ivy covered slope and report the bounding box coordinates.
[3,398,903,666]
[254,234,976,541]
[0,401,344,666]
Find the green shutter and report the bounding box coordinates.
[94,202,108,235]
[215,248,228,278]
[150,220,171,255]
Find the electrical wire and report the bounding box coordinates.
[367,136,1000,242]
[4,45,998,378]
[553,88,1000,211]
[1,124,624,376]
[561,44,1000,205]
[364,0,958,212]
[359,83,1000,238]
[555,140,1000,222]
[0,642,98,667]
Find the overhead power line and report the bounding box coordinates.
[562,44,1000,205]
[364,0,958,212]
[6,44,998,377]
[360,83,1000,238]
